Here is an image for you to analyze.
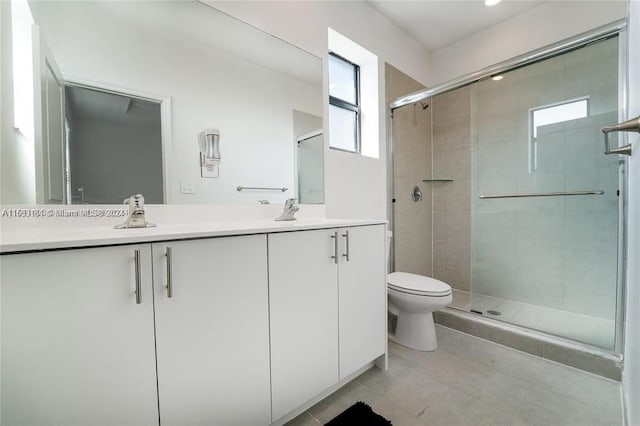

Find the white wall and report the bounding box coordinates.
[69,116,164,204]
[0,1,36,204]
[210,1,432,86]
[29,1,322,205]
[210,0,433,219]
[623,0,640,423]
[430,1,627,85]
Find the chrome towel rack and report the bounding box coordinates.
[237,186,288,192]
[479,190,604,199]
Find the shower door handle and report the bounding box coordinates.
[602,116,638,156]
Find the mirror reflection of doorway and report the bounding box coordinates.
[65,85,164,204]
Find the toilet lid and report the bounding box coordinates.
[387,272,452,296]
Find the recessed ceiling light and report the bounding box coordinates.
[485,0,502,6]
[492,75,504,81]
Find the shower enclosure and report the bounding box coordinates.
[388,21,629,354]
[468,36,620,351]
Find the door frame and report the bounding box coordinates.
[32,25,66,204]
[64,77,173,204]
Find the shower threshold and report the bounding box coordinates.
[448,289,614,349]
[435,289,621,381]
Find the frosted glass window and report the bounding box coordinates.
[532,99,588,137]
[329,105,357,152]
[329,54,357,103]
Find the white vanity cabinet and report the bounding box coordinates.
[268,224,386,421]
[0,221,386,425]
[1,236,271,426]
[0,245,160,425]
[151,235,271,425]
[268,229,340,422]
[337,225,386,379]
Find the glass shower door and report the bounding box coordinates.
[297,131,324,204]
[469,36,621,350]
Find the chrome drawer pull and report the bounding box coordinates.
[342,230,350,262]
[166,247,173,298]
[330,231,339,264]
[134,249,142,304]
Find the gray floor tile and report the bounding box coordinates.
[306,381,381,424]
[284,412,321,426]
[286,326,622,426]
[435,326,621,411]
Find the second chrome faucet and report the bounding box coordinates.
[275,198,299,221]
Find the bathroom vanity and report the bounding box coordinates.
[0,213,386,425]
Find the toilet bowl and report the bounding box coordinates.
[387,272,452,351]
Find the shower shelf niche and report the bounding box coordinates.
[422,179,454,182]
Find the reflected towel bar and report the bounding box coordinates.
[479,190,604,199]
[237,186,288,192]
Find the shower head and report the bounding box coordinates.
[419,101,429,110]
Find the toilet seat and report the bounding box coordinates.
[387,272,452,297]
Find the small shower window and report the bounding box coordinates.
[529,97,589,171]
[328,52,361,153]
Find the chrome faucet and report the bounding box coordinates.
[275,198,299,221]
[114,194,156,229]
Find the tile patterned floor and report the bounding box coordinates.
[287,326,622,426]
[450,289,615,349]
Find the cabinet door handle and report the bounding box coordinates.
[134,249,142,304]
[166,246,173,298]
[330,231,339,264]
[342,230,350,262]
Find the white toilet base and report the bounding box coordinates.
[389,311,438,351]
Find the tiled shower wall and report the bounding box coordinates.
[387,64,473,292]
[431,88,472,291]
[470,37,619,320]
[386,64,432,276]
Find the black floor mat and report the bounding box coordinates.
[325,401,392,425]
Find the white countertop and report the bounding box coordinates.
[0,214,386,253]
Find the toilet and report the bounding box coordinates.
[387,272,452,351]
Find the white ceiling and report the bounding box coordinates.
[369,0,546,52]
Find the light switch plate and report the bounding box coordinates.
[180,180,195,194]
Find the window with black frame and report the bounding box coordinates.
[328,52,361,153]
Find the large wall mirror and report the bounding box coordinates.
[18,0,323,205]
